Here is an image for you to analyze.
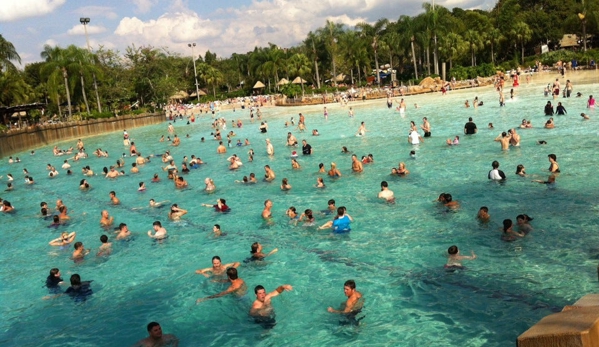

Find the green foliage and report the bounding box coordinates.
[449,63,496,80]
[539,50,578,66]
[88,111,113,119]
[280,83,302,98]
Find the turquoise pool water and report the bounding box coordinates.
[1,76,599,346]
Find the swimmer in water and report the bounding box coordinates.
[168,204,188,220]
[327,280,364,326]
[501,219,524,241]
[133,322,179,347]
[196,267,247,303]
[477,206,490,223]
[100,210,114,227]
[250,284,293,328]
[115,223,131,240]
[248,242,278,261]
[195,255,240,277]
[147,221,167,240]
[378,181,395,202]
[97,235,112,256]
[445,245,476,268]
[72,241,90,261]
[49,232,77,246]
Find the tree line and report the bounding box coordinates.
[0,0,598,117]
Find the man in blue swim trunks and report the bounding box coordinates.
[319,206,353,233]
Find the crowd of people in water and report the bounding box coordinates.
[1,70,593,345]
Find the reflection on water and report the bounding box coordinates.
[1,80,599,346]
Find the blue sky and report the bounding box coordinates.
[0,0,498,66]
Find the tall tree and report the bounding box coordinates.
[356,19,389,87]
[41,45,73,118]
[0,35,21,73]
[288,53,311,96]
[511,21,532,64]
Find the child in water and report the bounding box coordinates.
[445,245,476,269]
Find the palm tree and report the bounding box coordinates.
[423,2,441,75]
[397,15,419,79]
[0,35,21,73]
[464,30,483,67]
[338,31,369,85]
[317,20,345,87]
[0,71,31,106]
[41,45,73,118]
[199,64,223,97]
[439,32,464,70]
[356,19,389,87]
[486,28,504,66]
[288,53,311,96]
[511,22,532,64]
[304,32,322,89]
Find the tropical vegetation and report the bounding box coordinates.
[0,0,598,118]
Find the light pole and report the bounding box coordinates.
[80,17,102,112]
[188,43,200,102]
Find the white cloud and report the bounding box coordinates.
[44,39,58,47]
[0,0,66,22]
[67,24,107,36]
[73,6,119,20]
[114,12,221,46]
[132,0,157,13]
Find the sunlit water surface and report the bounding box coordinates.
[1,76,599,346]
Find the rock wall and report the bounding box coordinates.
[0,113,165,158]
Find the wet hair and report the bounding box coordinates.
[516,165,525,174]
[50,268,60,276]
[100,235,108,243]
[226,267,238,280]
[212,255,221,262]
[251,242,259,254]
[139,182,144,187]
[381,181,388,188]
[337,207,345,216]
[214,224,220,230]
[147,322,160,332]
[319,163,324,169]
[288,206,296,213]
[70,274,81,286]
[502,219,513,232]
[444,194,453,202]
[328,199,335,205]
[479,206,488,213]
[74,241,83,250]
[53,215,60,223]
[492,161,499,169]
[153,221,162,227]
[119,223,127,230]
[344,279,356,289]
[110,191,116,196]
[548,154,557,161]
[41,208,48,216]
[254,285,265,294]
[517,214,533,222]
[448,245,458,255]
[304,209,313,219]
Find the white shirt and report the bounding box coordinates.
[488,169,505,180]
[409,131,420,144]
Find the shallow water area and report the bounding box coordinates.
[2,74,599,346]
